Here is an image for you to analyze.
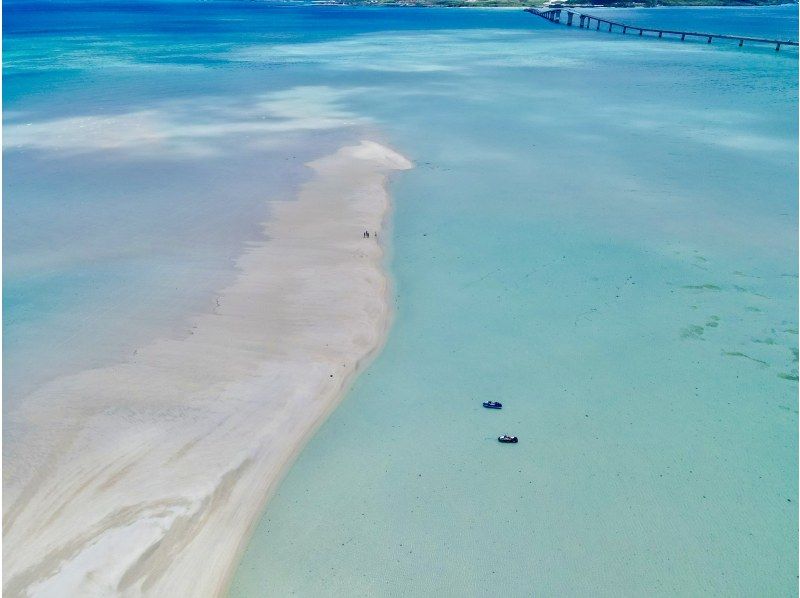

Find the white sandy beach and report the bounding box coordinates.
[2,140,412,597]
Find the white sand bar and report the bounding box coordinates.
[3,140,412,597]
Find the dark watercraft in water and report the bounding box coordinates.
[498,435,518,443]
[483,401,502,409]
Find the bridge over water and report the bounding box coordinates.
[526,7,799,51]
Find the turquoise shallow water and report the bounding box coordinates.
[227,6,798,597]
[4,3,797,596]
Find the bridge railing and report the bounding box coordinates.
[525,7,799,51]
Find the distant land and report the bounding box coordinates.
[330,0,795,8]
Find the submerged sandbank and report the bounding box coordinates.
[3,140,412,597]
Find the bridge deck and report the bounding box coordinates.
[525,8,799,50]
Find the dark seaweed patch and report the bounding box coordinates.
[683,284,721,291]
[681,325,705,340]
[722,351,769,366]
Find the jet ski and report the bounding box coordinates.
[498,435,518,444]
[482,401,502,409]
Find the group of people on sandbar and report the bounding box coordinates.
[362,230,377,239]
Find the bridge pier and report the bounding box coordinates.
[739,39,743,47]
[639,29,643,36]
[622,26,627,34]
[776,42,781,51]
[579,15,585,28]
[658,31,663,38]
[681,33,686,41]
[707,36,712,44]
[566,11,574,26]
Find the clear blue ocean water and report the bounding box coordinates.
[4,2,798,595]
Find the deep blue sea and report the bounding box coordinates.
[4,2,798,595]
